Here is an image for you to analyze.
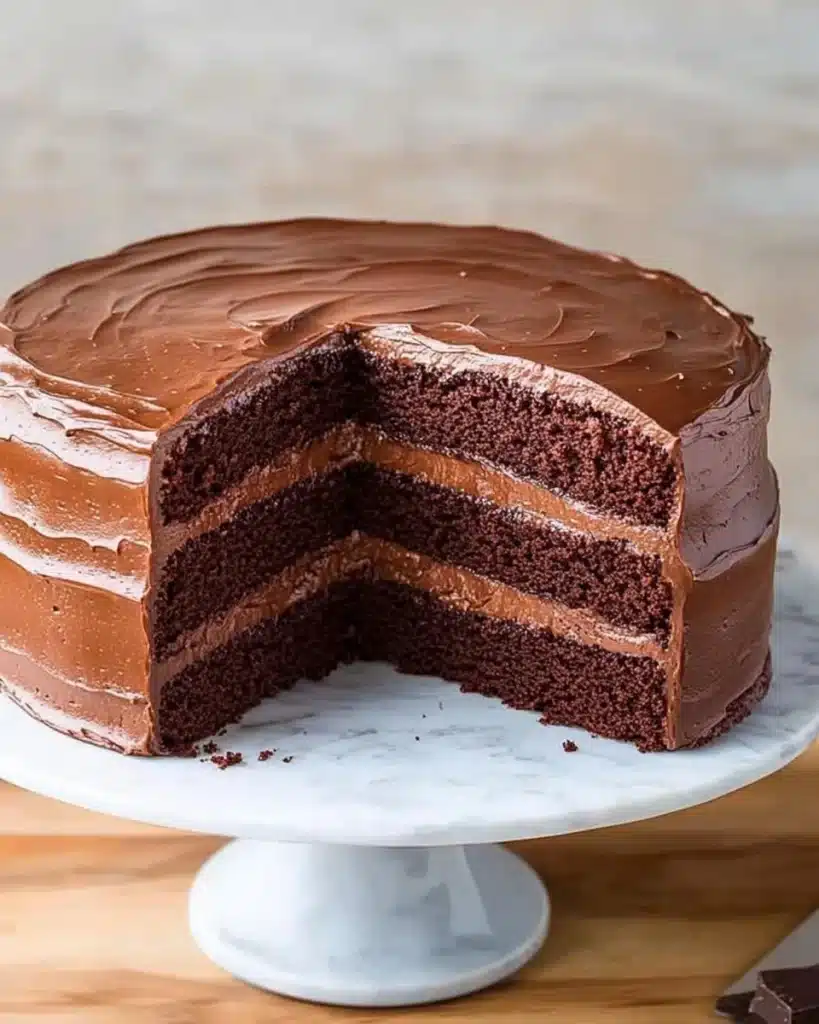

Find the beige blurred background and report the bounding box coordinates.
[0,0,816,540]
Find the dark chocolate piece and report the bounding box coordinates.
[716,991,755,1021]
[750,968,819,1023]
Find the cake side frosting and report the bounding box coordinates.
[676,365,779,743]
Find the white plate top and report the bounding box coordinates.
[1,542,818,846]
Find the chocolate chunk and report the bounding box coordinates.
[750,967,819,1022]
[716,991,755,1020]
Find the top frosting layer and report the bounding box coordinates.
[0,218,766,443]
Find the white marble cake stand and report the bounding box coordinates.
[2,543,819,1008]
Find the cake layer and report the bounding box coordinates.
[156,536,671,690]
[157,580,356,752]
[151,463,672,659]
[361,465,670,636]
[358,343,676,527]
[156,576,770,755]
[159,340,677,528]
[159,423,670,558]
[2,527,775,756]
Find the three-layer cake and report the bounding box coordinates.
[0,220,779,753]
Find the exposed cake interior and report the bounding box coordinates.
[158,575,671,754]
[160,334,676,527]
[150,330,682,752]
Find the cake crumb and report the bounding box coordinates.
[282,755,294,764]
[202,741,219,755]
[211,751,243,770]
[257,749,275,762]
[562,740,579,753]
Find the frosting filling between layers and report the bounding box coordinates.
[157,336,680,528]
[154,535,671,688]
[156,422,673,562]
[150,460,674,658]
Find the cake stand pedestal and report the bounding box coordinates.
[2,543,819,1008]
[189,840,548,1005]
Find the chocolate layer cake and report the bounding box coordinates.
[0,219,779,754]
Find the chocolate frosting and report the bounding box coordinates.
[0,219,765,438]
[0,219,777,753]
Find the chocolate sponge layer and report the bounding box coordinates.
[151,465,671,659]
[156,577,670,753]
[159,340,675,528]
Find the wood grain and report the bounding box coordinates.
[2,743,818,1023]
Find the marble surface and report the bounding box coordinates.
[0,542,817,846]
[189,840,549,1006]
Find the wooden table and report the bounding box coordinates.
[2,744,818,1024]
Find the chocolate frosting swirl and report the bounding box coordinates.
[0,219,766,440]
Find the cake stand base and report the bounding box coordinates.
[188,840,549,1007]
